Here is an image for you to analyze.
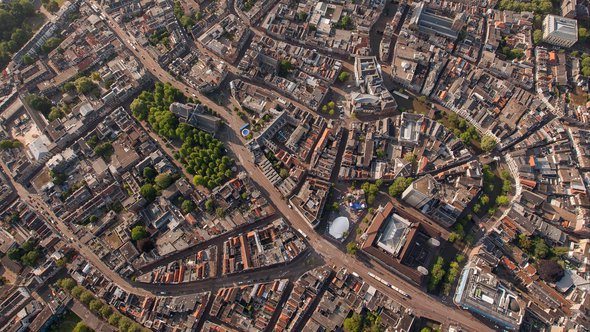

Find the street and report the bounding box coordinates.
[94,8,494,331]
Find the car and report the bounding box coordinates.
[287,204,292,209]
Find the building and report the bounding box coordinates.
[401,175,462,228]
[454,265,525,330]
[27,134,52,161]
[408,2,461,40]
[361,201,443,284]
[351,56,397,114]
[542,15,578,48]
[561,0,577,18]
[169,102,221,134]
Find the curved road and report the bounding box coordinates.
[42,3,495,331]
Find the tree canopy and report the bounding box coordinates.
[140,184,157,202]
[181,199,195,213]
[343,311,382,332]
[0,0,36,70]
[131,225,148,241]
[538,259,564,282]
[130,83,233,189]
[154,172,174,189]
[338,71,350,82]
[428,256,445,291]
[0,139,22,150]
[26,94,52,116]
[74,76,98,95]
[388,177,413,197]
[481,135,497,152]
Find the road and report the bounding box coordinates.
[0,160,153,297]
[92,10,496,331]
[133,249,322,294]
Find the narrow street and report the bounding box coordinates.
[86,4,497,330]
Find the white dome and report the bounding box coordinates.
[328,216,350,240]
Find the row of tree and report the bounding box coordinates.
[428,254,466,295]
[55,278,148,332]
[7,238,42,266]
[0,139,22,150]
[131,83,234,189]
[0,0,37,69]
[498,0,556,15]
[343,310,383,332]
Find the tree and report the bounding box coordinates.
[58,278,76,291]
[130,98,148,120]
[579,27,589,42]
[108,313,121,326]
[279,168,289,178]
[346,242,358,255]
[118,317,132,332]
[72,322,92,332]
[343,313,363,332]
[45,0,59,12]
[533,29,543,44]
[89,299,104,313]
[496,195,509,205]
[80,290,94,305]
[154,172,173,189]
[71,286,85,299]
[140,184,157,202]
[181,199,195,213]
[479,194,490,206]
[91,71,101,81]
[131,226,148,241]
[448,232,460,243]
[204,198,215,212]
[48,107,64,121]
[215,207,226,218]
[534,238,549,259]
[21,250,40,266]
[502,179,512,194]
[100,305,113,319]
[75,77,97,95]
[0,139,20,150]
[481,135,497,152]
[336,15,353,29]
[128,323,144,332]
[421,328,432,332]
[297,11,307,21]
[428,256,446,291]
[518,234,533,251]
[538,259,564,282]
[22,54,34,65]
[94,142,114,160]
[417,95,427,103]
[142,167,157,181]
[26,94,52,115]
[41,37,62,53]
[338,71,350,82]
[278,60,294,77]
[403,153,417,164]
[388,177,413,197]
[56,257,68,267]
[136,238,155,253]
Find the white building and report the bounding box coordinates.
[542,15,578,48]
[28,135,51,161]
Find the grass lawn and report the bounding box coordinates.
[48,310,81,332]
